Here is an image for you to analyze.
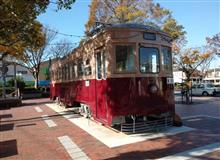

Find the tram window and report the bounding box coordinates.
[97,52,102,79]
[63,66,66,80]
[71,62,75,78]
[162,46,172,73]
[61,67,63,80]
[139,47,159,73]
[74,65,78,78]
[59,68,61,80]
[85,66,91,76]
[77,60,84,76]
[66,64,69,80]
[115,45,135,72]
[69,64,72,79]
[84,59,92,76]
[58,68,60,80]
[143,32,156,40]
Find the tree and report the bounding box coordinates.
[206,33,220,55]
[49,39,74,60]
[20,27,57,88]
[173,38,214,103]
[0,0,75,98]
[85,0,185,40]
[0,0,75,58]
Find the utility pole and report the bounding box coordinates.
[2,57,6,99]
[14,62,17,97]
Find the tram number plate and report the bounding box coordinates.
[85,80,90,87]
[167,78,174,84]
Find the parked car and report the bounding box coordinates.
[191,83,220,96]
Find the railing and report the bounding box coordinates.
[0,87,20,99]
[121,116,173,134]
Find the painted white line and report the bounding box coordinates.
[58,135,90,160]
[187,118,202,122]
[182,115,220,120]
[157,142,220,160]
[181,115,204,120]
[203,115,220,120]
[35,107,43,112]
[46,103,195,148]
[41,115,57,127]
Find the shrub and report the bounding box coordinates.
[7,77,25,91]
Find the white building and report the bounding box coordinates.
[203,68,220,84]
[173,71,185,83]
[0,63,34,83]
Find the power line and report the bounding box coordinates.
[48,42,80,46]
[44,27,86,38]
[49,1,58,5]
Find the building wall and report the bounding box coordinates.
[173,71,185,83]
[0,64,34,83]
[204,68,220,84]
[39,60,50,81]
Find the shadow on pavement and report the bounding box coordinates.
[0,139,18,158]
[16,123,36,127]
[0,114,13,119]
[1,112,81,124]
[0,123,14,132]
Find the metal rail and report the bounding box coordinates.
[121,116,173,134]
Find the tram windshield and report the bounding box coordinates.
[139,47,159,73]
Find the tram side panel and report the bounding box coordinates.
[106,77,175,122]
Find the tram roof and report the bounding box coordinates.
[89,23,169,37]
[63,23,171,58]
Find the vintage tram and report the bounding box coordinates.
[50,24,176,133]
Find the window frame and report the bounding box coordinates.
[143,32,156,41]
[161,46,172,73]
[84,59,92,76]
[114,44,136,74]
[139,46,160,74]
[77,59,84,77]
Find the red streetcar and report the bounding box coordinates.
[50,24,176,133]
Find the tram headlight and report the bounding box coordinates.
[150,85,158,94]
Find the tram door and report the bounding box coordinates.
[95,51,107,122]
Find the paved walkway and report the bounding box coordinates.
[1,97,220,160]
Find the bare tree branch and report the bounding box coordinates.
[17,26,57,88]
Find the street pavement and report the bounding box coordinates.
[0,96,220,160]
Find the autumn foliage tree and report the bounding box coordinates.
[0,0,75,97]
[173,38,214,103]
[0,0,75,58]
[85,0,185,40]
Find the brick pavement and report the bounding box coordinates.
[1,98,220,160]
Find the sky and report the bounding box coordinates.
[37,0,220,67]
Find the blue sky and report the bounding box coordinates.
[37,0,220,67]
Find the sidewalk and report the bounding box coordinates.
[1,98,220,160]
